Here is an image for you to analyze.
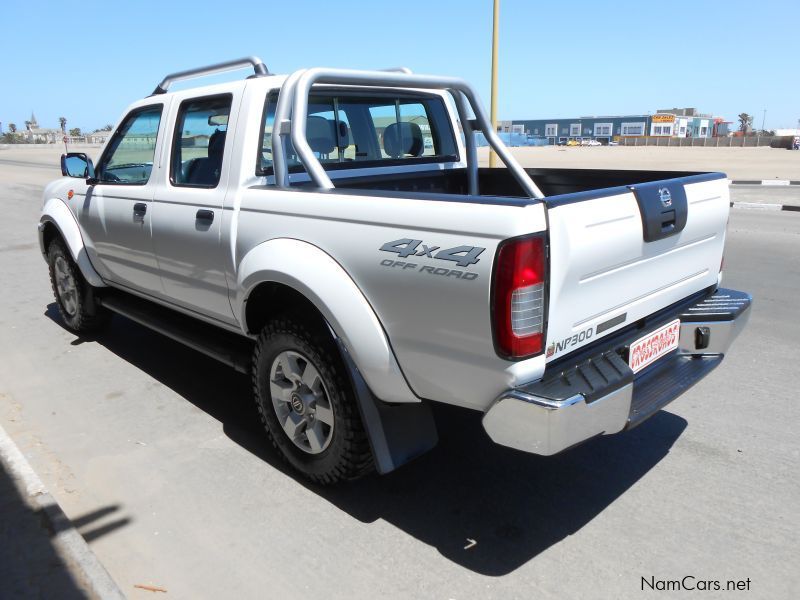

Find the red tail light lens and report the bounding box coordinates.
[492,235,546,359]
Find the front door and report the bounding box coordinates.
[76,104,166,295]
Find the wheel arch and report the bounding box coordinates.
[236,238,418,404]
[39,198,105,287]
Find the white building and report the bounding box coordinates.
[22,112,63,143]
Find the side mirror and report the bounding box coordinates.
[60,153,96,182]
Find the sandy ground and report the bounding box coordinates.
[2,142,799,182]
[479,145,799,181]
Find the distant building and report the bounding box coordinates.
[86,130,112,144]
[653,108,716,138]
[22,112,62,143]
[506,107,726,145]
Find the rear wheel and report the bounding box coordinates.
[47,239,108,333]
[252,315,374,484]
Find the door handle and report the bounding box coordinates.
[196,209,214,223]
[133,202,147,215]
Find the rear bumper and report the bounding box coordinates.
[482,288,751,456]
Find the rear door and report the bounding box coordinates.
[544,174,729,361]
[150,93,239,325]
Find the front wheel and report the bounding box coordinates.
[252,316,374,484]
[47,239,108,333]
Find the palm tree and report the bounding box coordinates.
[738,113,752,133]
[8,123,16,133]
[59,117,67,133]
[24,120,32,131]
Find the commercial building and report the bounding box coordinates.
[502,108,726,145]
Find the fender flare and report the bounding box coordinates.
[39,197,106,288]
[236,238,418,404]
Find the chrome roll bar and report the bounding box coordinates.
[271,67,544,199]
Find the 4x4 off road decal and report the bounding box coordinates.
[379,238,485,281]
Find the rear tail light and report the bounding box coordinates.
[492,235,546,359]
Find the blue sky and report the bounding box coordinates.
[1,0,798,133]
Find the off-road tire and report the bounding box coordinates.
[252,315,374,484]
[47,238,109,333]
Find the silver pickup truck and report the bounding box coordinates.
[40,57,751,484]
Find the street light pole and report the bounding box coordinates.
[761,109,766,132]
[489,0,499,168]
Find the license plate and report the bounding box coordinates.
[628,319,681,373]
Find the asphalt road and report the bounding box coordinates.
[730,185,800,207]
[0,170,798,598]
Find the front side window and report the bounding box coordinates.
[171,95,232,188]
[96,106,162,184]
[257,90,458,175]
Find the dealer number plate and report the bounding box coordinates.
[629,319,681,373]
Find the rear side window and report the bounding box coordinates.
[257,91,458,175]
[96,105,162,185]
[171,95,232,188]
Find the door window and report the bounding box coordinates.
[96,106,162,184]
[171,95,233,188]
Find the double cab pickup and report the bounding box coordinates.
[40,57,751,483]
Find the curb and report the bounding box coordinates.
[0,423,125,600]
[730,180,800,186]
[730,201,800,212]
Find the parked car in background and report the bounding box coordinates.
[581,139,602,146]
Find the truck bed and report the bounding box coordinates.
[308,167,725,204]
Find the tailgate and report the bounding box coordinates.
[544,173,729,361]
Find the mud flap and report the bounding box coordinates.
[335,339,438,474]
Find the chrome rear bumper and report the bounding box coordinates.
[482,288,751,456]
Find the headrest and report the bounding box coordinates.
[208,129,226,158]
[335,120,349,149]
[306,116,336,155]
[382,122,424,158]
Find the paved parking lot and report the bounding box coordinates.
[1,151,798,599]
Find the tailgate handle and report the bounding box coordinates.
[629,183,688,242]
[661,210,676,232]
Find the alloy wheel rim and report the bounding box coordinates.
[54,256,78,316]
[269,350,335,454]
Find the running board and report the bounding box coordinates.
[98,290,253,374]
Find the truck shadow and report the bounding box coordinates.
[47,306,687,576]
